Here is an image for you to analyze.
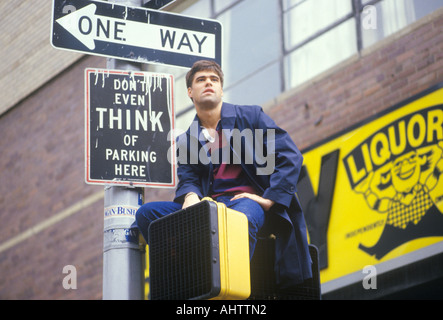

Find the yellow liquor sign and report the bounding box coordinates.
[300,84,443,286]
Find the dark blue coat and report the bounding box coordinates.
[174,102,312,287]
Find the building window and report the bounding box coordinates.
[361,0,443,48]
[283,0,353,51]
[217,0,281,105]
[147,0,443,130]
[283,0,357,90]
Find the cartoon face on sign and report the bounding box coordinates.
[392,150,428,193]
[344,107,443,259]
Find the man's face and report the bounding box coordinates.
[187,70,223,109]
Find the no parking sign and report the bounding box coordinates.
[85,68,176,188]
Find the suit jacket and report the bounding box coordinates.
[174,102,312,287]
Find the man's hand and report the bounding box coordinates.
[230,193,275,211]
[182,192,200,209]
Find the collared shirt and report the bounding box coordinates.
[201,121,256,198]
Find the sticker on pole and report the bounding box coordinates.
[85,68,176,188]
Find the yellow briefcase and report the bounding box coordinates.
[148,198,251,300]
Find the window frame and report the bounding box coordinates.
[176,0,416,119]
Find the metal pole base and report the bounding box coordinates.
[103,186,145,300]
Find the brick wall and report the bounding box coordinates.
[0,9,442,299]
[0,1,82,116]
[0,56,105,299]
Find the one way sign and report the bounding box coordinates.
[51,0,222,68]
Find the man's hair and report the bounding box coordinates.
[186,60,224,89]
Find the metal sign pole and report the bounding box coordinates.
[103,185,144,300]
[102,0,145,301]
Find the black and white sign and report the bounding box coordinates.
[143,0,176,10]
[85,68,176,187]
[51,0,222,68]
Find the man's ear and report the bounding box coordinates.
[187,87,193,101]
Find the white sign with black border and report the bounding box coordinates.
[51,0,222,68]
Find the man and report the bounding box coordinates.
[136,60,312,288]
